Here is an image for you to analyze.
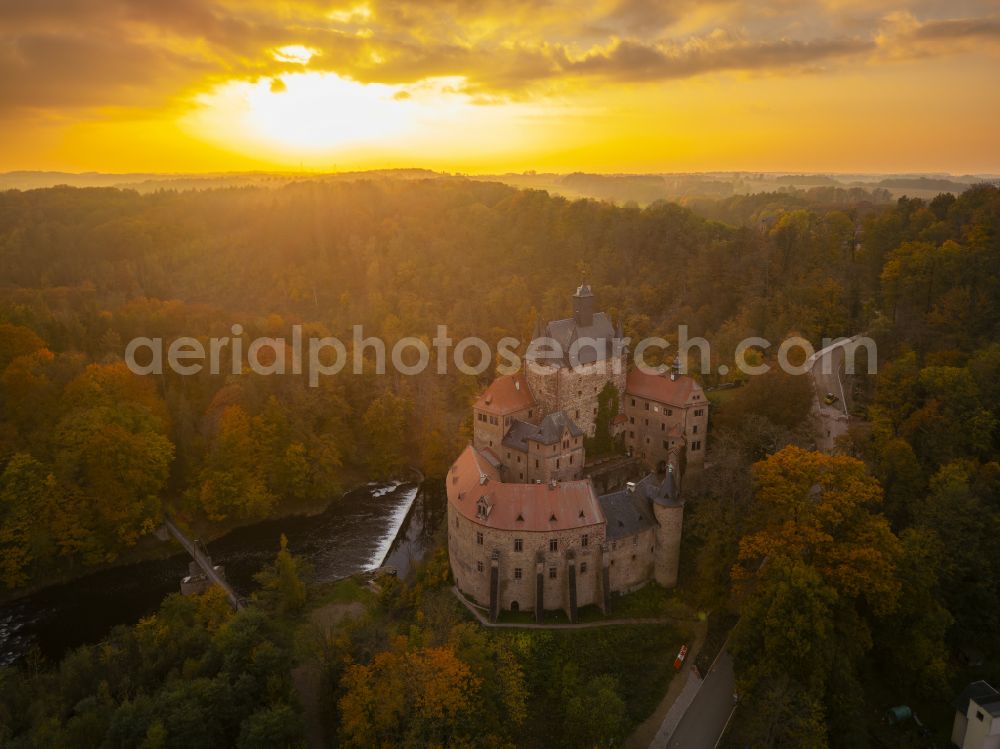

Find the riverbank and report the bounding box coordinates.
[0,467,420,606]
[0,480,439,665]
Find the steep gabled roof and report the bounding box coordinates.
[502,411,583,451]
[598,475,658,540]
[954,681,1000,717]
[448,445,603,532]
[474,373,535,415]
[626,369,705,407]
[529,312,621,367]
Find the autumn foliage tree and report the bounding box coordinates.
[730,447,902,749]
[338,640,485,749]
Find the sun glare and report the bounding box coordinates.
[272,45,317,64]
[188,73,419,155]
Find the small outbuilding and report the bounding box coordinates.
[952,681,1000,749]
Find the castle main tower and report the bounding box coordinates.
[525,284,626,436]
[652,465,684,588]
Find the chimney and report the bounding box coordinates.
[573,283,595,328]
[670,355,680,381]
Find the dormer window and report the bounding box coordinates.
[476,496,492,520]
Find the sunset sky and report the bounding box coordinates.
[1,0,999,174]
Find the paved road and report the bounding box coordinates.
[666,649,736,748]
[808,339,853,453]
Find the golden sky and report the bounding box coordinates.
[1,0,999,173]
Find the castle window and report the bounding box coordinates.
[629,416,634,424]
[563,439,569,449]
[646,437,650,444]
[519,472,524,480]
[661,423,665,431]
[556,458,560,469]
[581,534,589,547]
[645,402,650,411]
[569,455,574,464]
[575,409,580,419]
[693,425,698,434]
[514,538,523,552]
[631,398,636,407]
[549,567,557,579]
[692,440,701,451]
[476,532,484,545]
[528,409,533,418]
[514,567,523,580]
[694,408,704,416]
[644,418,649,426]
[667,409,673,416]
[535,459,540,468]
[477,561,484,573]
[662,440,669,449]
[580,562,588,573]
[549,539,558,552]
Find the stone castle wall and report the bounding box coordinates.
[448,501,606,613]
[623,394,708,470]
[605,527,657,594]
[652,503,684,588]
[525,357,626,437]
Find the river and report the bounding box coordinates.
[0,480,445,666]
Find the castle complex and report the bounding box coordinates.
[449,285,709,622]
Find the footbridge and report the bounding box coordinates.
[161,516,244,610]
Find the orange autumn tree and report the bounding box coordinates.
[338,639,487,749]
[730,446,903,748]
[734,446,901,611]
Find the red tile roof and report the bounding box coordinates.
[626,369,704,407]
[473,373,535,415]
[448,445,604,532]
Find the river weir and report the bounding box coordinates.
[0,480,444,666]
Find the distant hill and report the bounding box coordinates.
[0,168,993,204]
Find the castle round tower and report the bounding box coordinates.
[652,465,684,588]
